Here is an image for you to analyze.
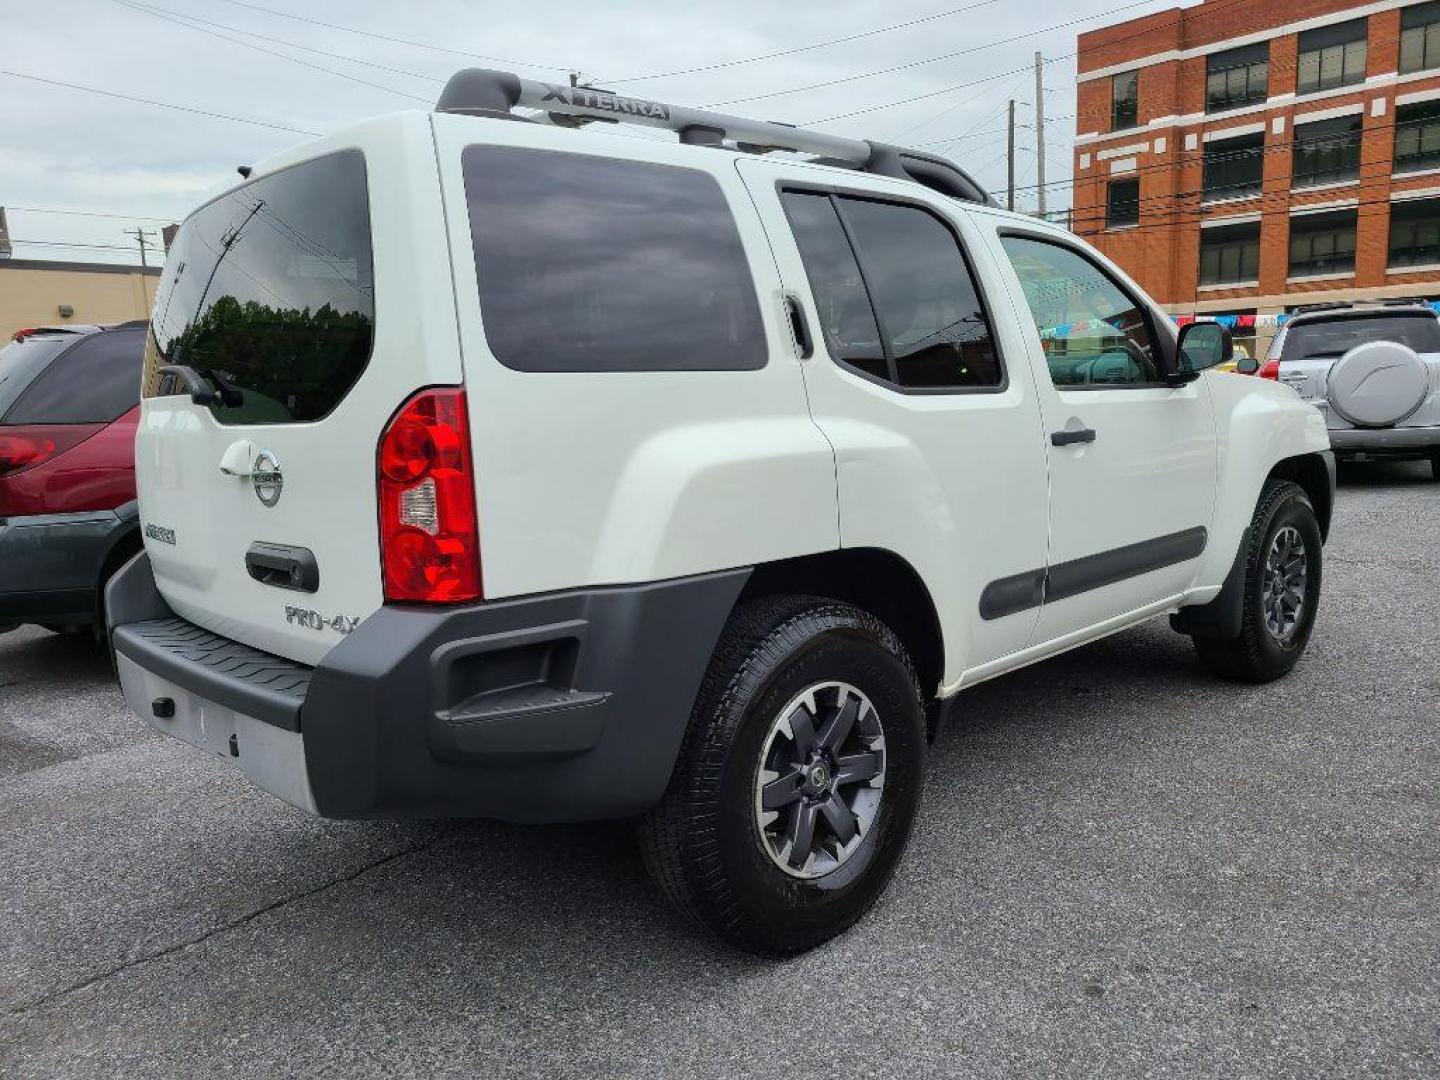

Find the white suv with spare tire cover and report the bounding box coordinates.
[108,69,1335,953]
[1262,302,1440,479]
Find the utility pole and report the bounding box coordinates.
[125,226,153,269]
[125,226,158,310]
[1034,51,1047,218]
[1007,99,1016,212]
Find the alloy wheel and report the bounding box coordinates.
[754,681,886,880]
[1263,524,1308,644]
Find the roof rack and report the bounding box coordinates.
[435,68,997,207]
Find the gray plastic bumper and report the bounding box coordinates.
[1327,425,1440,452]
[107,553,749,823]
[0,504,137,625]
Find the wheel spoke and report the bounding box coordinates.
[761,769,805,810]
[785,703,817,758]
[833,751,881,787]
[818,793,858,845]
[785,802,818,869]
[816,693,860,753]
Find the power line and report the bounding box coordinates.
[0,69,318,136]
[608,0,1008,83]
[118,0,445,84]
[111,0,432,104]
[703,0,1156,109]
[4,206,178,222]
[208,0,572,76]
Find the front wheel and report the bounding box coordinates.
[638,596,926,954]
[1192,479,1323,683]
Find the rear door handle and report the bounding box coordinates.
[1050,428,1097,447]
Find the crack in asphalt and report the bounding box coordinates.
[5,834,441,1017]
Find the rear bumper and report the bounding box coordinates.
[1327,425,1440,454]
[108,553,748,823]
[0,505,137,626]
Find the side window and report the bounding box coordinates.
[999,235,1162,388]
[782,191,1002,390]
[463,146,766,373]
[778,192,886,380]
[3,329,144,425]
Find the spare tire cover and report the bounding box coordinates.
[1326,339,1429,427]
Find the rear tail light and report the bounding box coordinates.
[1257,359,1281,381]
[377,387,481,604]
[0,425,100,477]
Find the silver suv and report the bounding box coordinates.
[1264,302,1440,478]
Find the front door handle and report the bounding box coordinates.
[1051,427,1097,447]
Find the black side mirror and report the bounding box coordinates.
[1176,321,1233,374]
[1235,354,1261,375]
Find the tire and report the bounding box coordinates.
[637,596,926,954]
[1192,479,1323,683]
[1428,450,1440,482]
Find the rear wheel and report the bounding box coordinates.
[638,596,926,954]
[1192,479,1322,683]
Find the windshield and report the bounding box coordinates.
[146,150,375,425]
[1281,313,1440,362]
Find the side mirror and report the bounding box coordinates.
[1235,354,1261,375]
[1176,321,1233,374]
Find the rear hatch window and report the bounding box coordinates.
[2,328,143,425]
[146,150,375,425]
[1281,313,1440,363]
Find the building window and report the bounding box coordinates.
[1112,70,1138,131]
[1106,178,1140,228]
[1400,1,1440,74]
[1296,19,1368,95]
[1289,210,1357,277]
[1292,115,1362,188]
[1206,43,1269,113]
[1389,197,1440,268]
[1199,222,1261,286]
[1202,132,1264,202]
[1395,100,1440,173]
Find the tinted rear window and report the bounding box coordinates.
[3,329,143,424]
[1281,313,1440,362]
[147,150,374,424]
[462,145,766,372]
[0,336,75,419]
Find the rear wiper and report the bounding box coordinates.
[158,364,244,407]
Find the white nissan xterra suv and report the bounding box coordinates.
[109,70,1335,954]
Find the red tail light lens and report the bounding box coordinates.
[1257,359,1281,381]
[0,425,100,477]
[377,388,481,604]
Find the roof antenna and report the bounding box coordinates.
[237,165,252,178]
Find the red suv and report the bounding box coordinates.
[0,322,145,636]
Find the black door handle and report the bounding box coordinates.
[1051,428,1097,447]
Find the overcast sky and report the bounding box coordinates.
[0,0,1177,267]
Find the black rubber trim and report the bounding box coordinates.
[980,527,1208,620]
[113,616,312,731]
[1046,527,1208,604]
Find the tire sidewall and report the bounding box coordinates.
[715,621,925,946]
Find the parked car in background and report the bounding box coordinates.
[1259,303,1440,479]
[0,323,145,637]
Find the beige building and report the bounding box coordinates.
[0,258,160,341]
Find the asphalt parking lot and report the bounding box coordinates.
[2,463,1436,1080]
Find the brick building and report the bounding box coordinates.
[1073,0,1440,354]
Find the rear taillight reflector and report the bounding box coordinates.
[0,425,100,477]
[377,388,481,604]
[1257,359,1281,381]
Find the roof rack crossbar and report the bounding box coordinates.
[436,68,996,206]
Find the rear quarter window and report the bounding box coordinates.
[2,329,143,425]
[462,146,766,372]
[1281,313,1440,361]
